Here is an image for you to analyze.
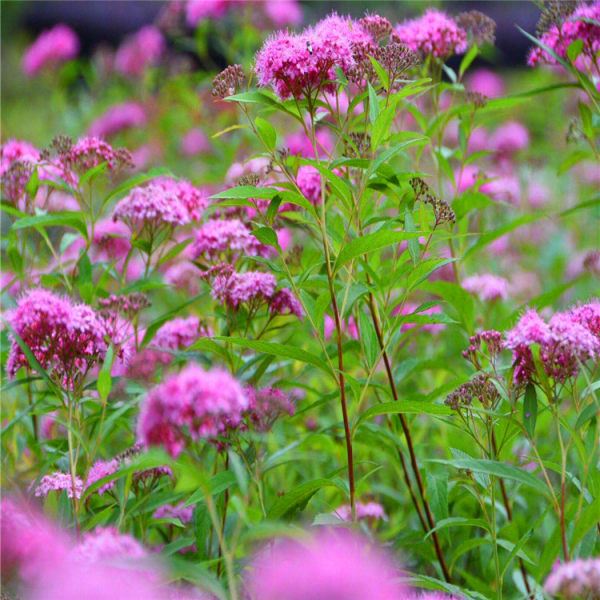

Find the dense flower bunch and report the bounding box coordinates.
[154,177,209,221]
[88,102,147,138]
[244,386,295,432]
[191,218,269,261]
[462,273,510,302]
[505,303,600,384]
[137,365,249,456]
[211,270,277,309]
[113,183,190,232]
[255,14,368,100]
[22,24,79,76]
[335,501,388,523]
[115,25,165,78]
[246,529,408,600]
[269,288,304,319]
[74,527,149,563]
[57,136,134,177]
[153,502,194,524]
[85,458,120,495]
[6,289,110,386]
[394,9,468,58]
[33,471,84,499]
[544,557,600,598]
[528,2,600,67]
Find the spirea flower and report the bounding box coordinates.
[269,288,304,319]
[245,386,295,432]
[1,139,40,174]
[463,274,510,302]
[211,270,277,309]
[115,25,165,78]
[569,301,600,337]
[265,0,303,27]
[191,218,269,261]
[505,306,600,384]
[528,2,600,67]
[74,527,148,564]
[246,529,408,600]
[22,24,79,76]
[490,121,530,155]
[112,183,190,232]
[296,165,323,204]
[157,177,209,221]
[466,68,505,98]
[137,365,249,457]
[324,314,359,340]
[59,136,134,176]
[88,102,147,138]
[255,14,360,100]
[180,128,210,156]
[1,497,70,581]
[153,502,194,524]
[335,501,388,523]
[6,289,109,385]
[394,9,468,58]
[86,459,120,495]
[92,218,132,261]
[33,472,84,499]
[186,0,228,26]
[544,557,600,598]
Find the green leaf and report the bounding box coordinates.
[214,336,334,377]
[371,103,396,150]
[334,230,423,273]
[571,496,600,549]
[367,55,389,90]
[141,295,203,348]
[430,457,549,494]
[459,44,478,78]
[358,310,378,368]
[357,400,452,428]
[425,516,490,539]
[255,117,277,152]
[252,226,280,250]
[210,186,277,200]
[567,38,584,62]
[268,478,335,520]
[12,212,88,239]
[368,83,380,125]
[97,346,114,402]
[523,383,538,438]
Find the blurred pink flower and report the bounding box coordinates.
[180,128,210,156]
[212,270,277,308]
[115,25,165,78]
[247,529,408,600]
[186,0,228,25]
[334,501,388,522]
[264,0,303,27]
[393,302,445,334]
[88,102,147,138]
[394,9,468,57]
[490,121,529,155]
[463,273,510,302]
[466,68,505,98]
[33,472,84,499]
[324,314,359,340]
[22,24,79,76]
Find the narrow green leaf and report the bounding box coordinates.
[523,383,538,438]
[268,478,335,520]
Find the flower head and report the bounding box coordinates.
[394,9,468,58]
[115,25,165,77]
[247,528,408,600]
[153,502,194,524]
[88,102,147,138]
[22,24,79,76]
[212,270,277,309]
[137,365,249,456]
[86,459,120,495]
[7,289,109,386]
[269,288,304,319]
[74,527,148,564]
[33,472,84,499]
[335,501,388,523]
[245,386,295,432]
[463,274,510,302]
[544,557,600,598]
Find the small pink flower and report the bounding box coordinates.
[466,68,505,98]
[186,0,228,26]
[33,472,84,499]
[115,25,165,78]
[265,0,303,27]
[180,128,210,156]
[269,288,304,319]
[490,121,530,155]
[211,270,277,309]
[88,102,147,138]
[153,502,194,524]
[22,24,79,76]
[463,273,510,302]
[334,501,388,522]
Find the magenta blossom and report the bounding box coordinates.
[212,270,277,309]
[463,274,510,302]
[334,501,388,523]
[33,472,84,499]
[394,9,468,58]
[490,121,530,155]
[180,128,210,156]
[544,557,600,598]
[247,528,408,600]
[153,502,194,524]
[115,25,165,78]
[265,0,303,27]
[22,24,79,76]
[466,68,505,98]
[137,365,249,456]
[88,102,147,138]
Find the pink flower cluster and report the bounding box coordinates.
[88,102,147,138]
[74,527,148,564]
[137,364,249,456]
[394,9,468,58]
[86,458,120,495]
[269,288,304,319]
[255,13,369,99]
[33,472,84,499]
[544,557,600,598]
[180,128,210,156]
[191,218,270,261]
[186,0,229,26]
[115,25,165,78]
[113,184,189,232]
[528,3,600,67]
[505,302,600,384]
[247,529,408,600]
[153,502,194,524]
[335,501,388,522]
[1,139,39,173]
[245,386,295,432]
[212,270,277,308]
[60,136,133,176]
[22,24,79,76]
[463,274,510,302]
[296,165,323,204]
[6,289,110,385]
